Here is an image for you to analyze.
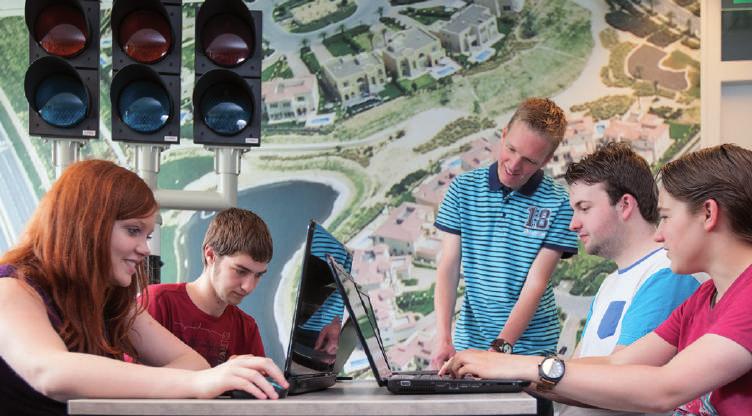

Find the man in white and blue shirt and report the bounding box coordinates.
[553,142,701,416]
[431,98,579,371]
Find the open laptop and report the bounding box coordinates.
[327,255,530,394]
[281,221,355,395]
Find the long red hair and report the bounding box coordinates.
[1,160,157,358]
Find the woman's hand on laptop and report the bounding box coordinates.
[192,355,289,399]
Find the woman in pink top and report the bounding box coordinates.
[441,144,752,415]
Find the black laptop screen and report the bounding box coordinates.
[327,256,393,382]
[285,222,351,378]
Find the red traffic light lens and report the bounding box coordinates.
[201,14,254,67]
[118,10,172,64]
[33,4,88,58]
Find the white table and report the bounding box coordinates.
[68,380,537,415]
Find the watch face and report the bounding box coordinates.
[541,358,565,379]
[491,339,513,353]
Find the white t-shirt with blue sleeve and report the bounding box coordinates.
[578,248,702,358]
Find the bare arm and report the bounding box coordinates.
[530,345,628,406]
[0,279,287,402]
[431,233,461,368]
[554,334,750,412]
[442,332,751,413]
[498,247,562,344]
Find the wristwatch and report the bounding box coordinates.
[537,355,565,390]
[490,338,513,354]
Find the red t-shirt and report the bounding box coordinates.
[654,264,752,414]
[144,283,265,367]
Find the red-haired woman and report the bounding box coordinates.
[0,160,287,415]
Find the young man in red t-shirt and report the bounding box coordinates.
[145,208,272,367]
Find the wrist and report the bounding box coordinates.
[536,355,566,391]
[435,332,452,344]
[490,338,514,353]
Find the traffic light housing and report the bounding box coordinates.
[110,0,181,144]
[24,0,100,139]
[193,0,262,147]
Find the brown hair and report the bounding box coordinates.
[659,143,752,244]
[1,159,157,358]
[202,208,273,266]
[565,142,659,223]
[507,97,567,151]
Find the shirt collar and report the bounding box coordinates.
[488,161,544,196]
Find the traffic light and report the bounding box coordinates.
[110,0,181,144]
[24,0,100,139]
[193,0,262,147]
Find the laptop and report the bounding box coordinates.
[326,255,530,395]
[282,221,354,395]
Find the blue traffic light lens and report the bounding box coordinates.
[119,10,172,64]
[200,84,252,136]
[34,74,88,128]
[201,14,254,67]
[118,80,170,133]
[34,4,88,57]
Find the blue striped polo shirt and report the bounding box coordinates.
[435,162,578,355]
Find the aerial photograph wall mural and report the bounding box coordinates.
[0,0,701,373]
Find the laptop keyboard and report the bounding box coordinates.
[392,372,481,381]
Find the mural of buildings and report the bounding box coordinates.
[261,76,319,124]
[460,136,496,171]
[0,0,703,374]
[475,0,525,15]
[321,52,388,107]
[435,4,501,55]
[549,115,597,178]
[371,202,435,256]
[352,244,392,291]
[382,27,445,80]
[603,112,671,165]
[290,0,339,25]
[388,333,433,370]
[412,168,459,212]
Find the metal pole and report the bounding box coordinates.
[130,144,248,283]
[152,146,245,211]
[51,139,85,178]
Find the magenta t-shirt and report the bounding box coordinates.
[655,264,752,414]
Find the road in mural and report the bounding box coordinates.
[0,0,701,373]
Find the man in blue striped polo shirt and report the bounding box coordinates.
[431,98,579,370]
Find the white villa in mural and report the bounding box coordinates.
[321,52,388,107]
[435,4,502,55]
[261,76,319,124]
[382,27,446,80]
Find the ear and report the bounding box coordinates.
[617,194,638,220]
[204,245,217,266]
[702,199,720,232]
